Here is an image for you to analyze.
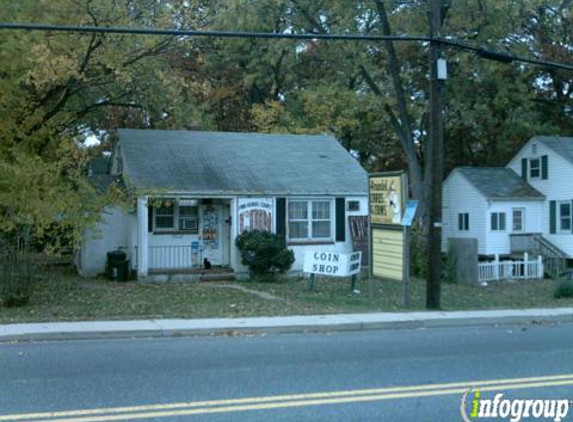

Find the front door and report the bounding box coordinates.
[201,205,223,266]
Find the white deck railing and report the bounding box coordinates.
[478,253,544,283]
[148,245,202,270]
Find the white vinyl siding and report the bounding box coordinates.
[444,167,545,256]
[486,200,543,255]
[442,171,488,254]
[507,139,573,256]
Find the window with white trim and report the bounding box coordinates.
[155,204,175,229]
[512,208,524,232]
[458,213,469,231]
[287,200,333,241]
[559,201,571,232]
[530,158,541,178]
[491,212,506,231]
[154,202,199,233]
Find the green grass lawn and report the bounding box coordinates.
[1,268,573,324]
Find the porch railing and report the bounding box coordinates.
[149,245,202,270]
[478,253,544,283]
[510,233,568,278]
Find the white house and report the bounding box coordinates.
[442,167,544,256]
[77,129,368,279]
[442,136,573,264]
[506,136,573,257]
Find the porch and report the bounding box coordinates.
[510,233,568,278]
[134,197,234,279]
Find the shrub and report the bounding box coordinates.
[410,227,427,278]
[442,244,457,284]
[235,230,295,278]
[554,279,573,299]
[0,258,36,307]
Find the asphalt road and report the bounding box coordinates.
[1,323,573,421]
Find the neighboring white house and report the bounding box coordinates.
[78,129,368,279]
[506,136,573,257]
[442,167,544,256]
[443,135,573,262]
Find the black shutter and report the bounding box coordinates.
[276,198,286,239]
[148,204,153,232]
[335,197,346,242]
[550,201,556,234]
[571,200,573,234]
[521,158,528,180]
[541,155,548,180]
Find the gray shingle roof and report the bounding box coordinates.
[533,136,573,165]
[117,129,367,195]
[456,167,544,200]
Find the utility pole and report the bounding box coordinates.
[426,0,444,309]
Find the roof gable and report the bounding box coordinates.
[533,136,573,165]
[117,129,367,195]
[455,167,544,200]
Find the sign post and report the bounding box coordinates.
[369,171,414,308]
[401,200,418,308]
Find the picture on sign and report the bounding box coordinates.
[238,198,273,233]
[303,251,362,277]
[369,175,403,226]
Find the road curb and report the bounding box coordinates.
[1,309,572,342]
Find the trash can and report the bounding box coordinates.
[106,250,128,281]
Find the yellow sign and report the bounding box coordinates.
[372,228,404,281]
[369,175,403,226]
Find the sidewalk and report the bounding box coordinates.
[1,308,573,342]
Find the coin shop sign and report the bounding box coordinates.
[303,251,362,277]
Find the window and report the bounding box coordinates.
[559,201,571,232]
[288,200,332,241]
[155,204,174,229]
[491,212,506,231]
[179,206,199,231]
[512,208,524,232]
[346,200,360,211]
[458,213,469,231]
[154,202,199,233]
[530,158,541,178]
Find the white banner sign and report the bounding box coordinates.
[303,251,362,277]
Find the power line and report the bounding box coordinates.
[0,22,572,71]
[0,22,428,43]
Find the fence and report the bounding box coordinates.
[148,244,202,270]
[478,253,544,283]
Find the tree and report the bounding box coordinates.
[0,0,205,250]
